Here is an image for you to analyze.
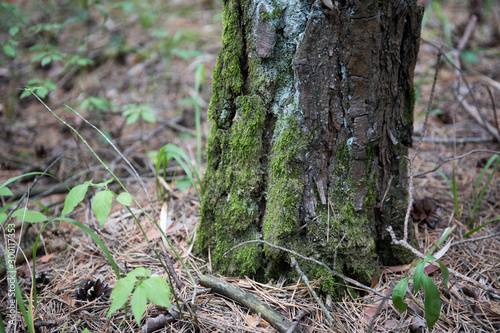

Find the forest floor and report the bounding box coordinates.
[0,0,499,332]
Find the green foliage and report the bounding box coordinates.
[469,154,500,227]
[155,143,203,202]
[463,216,500,238]
[392,277,409,312]
[0,3,27,59]
[392,255,445,329]
[21,79,57,99]
[61,180,93,218]
[0,171,59,223]
[122,104,157,125]
[12,208,47,223]
[0,173,126,331]
[107,267,171,327]
[438,154,500,229]
[81,96,115,113]
[392,228,454,330]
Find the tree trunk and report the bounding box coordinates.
[197,0,422,288]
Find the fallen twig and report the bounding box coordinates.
[290,257,332,325]
[141,306,180,333]
[162,252,184,289]
[414,149,500,178]
[285,310,308,333]
[198,274,301,333]
[411,136,495,144]
[450,232,500,247]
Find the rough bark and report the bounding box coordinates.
[196,0,422,289]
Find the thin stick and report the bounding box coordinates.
[411,136,495,144]
[404,49,443,241]
[285,310,308,333]
[290,256,334,325]
[224,240,386,298]
[414,149,500,178]
[450,232,500,247]
[161,253,184,289]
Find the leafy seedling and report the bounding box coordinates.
[107,268,171,327]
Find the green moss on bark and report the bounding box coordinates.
[208,0,245,129]
[263,115,306,258]
[198,94,268,276]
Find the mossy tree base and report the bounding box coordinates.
[197,0,422,290]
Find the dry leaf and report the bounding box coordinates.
[370,275,378,289]
[382,263,411,273]
[245,313,261,327]
[39,253,55,263]
[385,318,398,330]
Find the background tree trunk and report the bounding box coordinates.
[197,0,422,288]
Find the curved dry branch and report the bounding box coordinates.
[199,274,301,333]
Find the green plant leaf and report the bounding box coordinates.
[36,87,48,99]
[143,276,171,308]
[141,110,156,123]
[9,26,19,36]
[0,186,13,196]
[392,277,409,313]
[3,44,15,57]
[437,170,452,189]
[452,164,459,217]
[20,90,31,99]
[61,180,92,218]
[131,282,148,327]
[116,192,133,206]
[436,226,456,247]
[12,208,47,223]
[126,267,151,279]
[470,155,500,228]
[142,276,172,309]
[0,172,58,193]
[41,56,51,67]
[437,260,449,293]
[422,275,441,329]
[473,154,499,200]
[413,256,435,293]
[427,226,455,257]
[156,144,203,201]
[93,179,113,188]
[195,64,205,93]
[0,213,7,224]
[460,50,479,64]
[93,190,114,227]
[125,112,140,124]
[176,177,192,191]
[13,274,34,333]
[107,277,137,317]
[463,216,500,237]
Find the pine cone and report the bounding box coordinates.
[74,279,112,303]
